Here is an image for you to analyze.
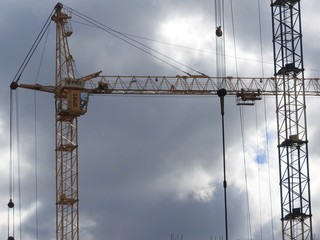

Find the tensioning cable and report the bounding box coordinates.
[11,8,54,86]
[64,4,207,77]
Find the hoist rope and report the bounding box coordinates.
[239,107,253,240]
[254,3,265,231]
[33,25,50,240]
[31,17,50,240]
[34,90,39,240]
[264,100,274,239]
[229,0,252,238]
[7,8,52,240]
[8,89,22,239]
[16,91,22,240]
[8,89,15,239]
[66,5,206,77]
[257,0,265,78]
[229,0,238,77]
[214,0,226,87]
[31,31,49,240]
[257,0,275,238]
[255,104,263,240]
[214,2,229,240]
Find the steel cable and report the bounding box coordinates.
[11,9,54,84]
[65,5,207,76]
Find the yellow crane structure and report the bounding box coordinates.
[9,1,320,240]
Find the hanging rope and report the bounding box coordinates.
[8,84,24,240]
[214,2,229,240]
[16,91,23,240]
[239,106,253,240]
[214,0,226,88]
[257,0,275,238]
[7,8,52,240]
[229,0,238,77]
[255,103,263,240]
[32,23,50,240]
[229,0,252,238]
[8,89,16,240]
[264,99,275,239]
[33,88,39,240]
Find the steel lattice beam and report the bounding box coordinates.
[271,0,313,239]
[52,4,79,240]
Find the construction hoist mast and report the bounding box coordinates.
[10,2,320,240]
[271,0,312,239]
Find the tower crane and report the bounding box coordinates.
[9,1,319,240]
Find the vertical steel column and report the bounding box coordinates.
[52,4,79,240]
[271,0,313,239]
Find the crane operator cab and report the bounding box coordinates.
[67,90,88,114]
[57,78,89,120]
[57,89,88,120]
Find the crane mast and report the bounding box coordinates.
[10,2,320,240]
[50,3,100,239]
[51,4,80,240]
[271,0,312,239]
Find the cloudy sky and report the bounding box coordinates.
[1,0,320,240]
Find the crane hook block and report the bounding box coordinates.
[8,199,14,208]
[216,26,223,37]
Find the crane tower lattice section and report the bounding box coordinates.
[52,4,80,240]
[271,0,313,239]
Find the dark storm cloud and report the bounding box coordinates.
[79,183,252,240]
